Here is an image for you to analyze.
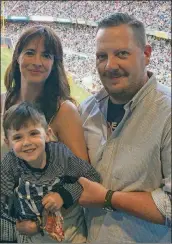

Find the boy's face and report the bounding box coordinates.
[5,121,51,166]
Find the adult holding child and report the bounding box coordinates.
[78,13,171,244]
[1,25,89,243]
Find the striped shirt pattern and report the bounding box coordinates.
[1,141,101,220]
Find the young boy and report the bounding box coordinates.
[1,102,101,243]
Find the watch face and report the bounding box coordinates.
[103,207,114,212]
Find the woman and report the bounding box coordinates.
[1,25,89,243]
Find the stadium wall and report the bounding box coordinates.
[4,15,171,40]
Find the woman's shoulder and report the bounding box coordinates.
[57,100,81,123]
[49,100,89,161]
[1,92,7,114]
[1,92,7,101]
[59,99,78,112]
[49,100,78,124]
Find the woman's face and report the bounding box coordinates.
[17,36,54,85]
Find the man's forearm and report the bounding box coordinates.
[78,178,165,224]
[78,178,165,225]
[111,191,165,224]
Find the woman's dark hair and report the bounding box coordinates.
[4,25,75,123]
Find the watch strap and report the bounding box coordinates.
[104,190,115,211]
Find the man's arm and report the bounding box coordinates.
[78,118,171,226]
[78,178,165,224]
[111,119,171,226]
[112,191,165,224]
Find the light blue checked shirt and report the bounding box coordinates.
[79,72,171,243]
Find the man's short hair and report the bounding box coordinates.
[97,12,146,49]
[3,102,48,138]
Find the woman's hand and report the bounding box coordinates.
[16,220,38,236]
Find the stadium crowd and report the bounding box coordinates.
[4,1,171,33]
[2,1,171,91]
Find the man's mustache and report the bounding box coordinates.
[103,70,129,78]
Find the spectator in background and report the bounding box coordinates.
[4,1,171,33]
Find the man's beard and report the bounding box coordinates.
[104,81,144,104]
[107,88,134,104]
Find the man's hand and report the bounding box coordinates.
[78,177,107,207]
[16,220,38,236]
[42,192,64,212]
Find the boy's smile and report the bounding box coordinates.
[6,121,50,169]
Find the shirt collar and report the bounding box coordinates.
[127,71,156,111]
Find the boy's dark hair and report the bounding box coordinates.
[3,102,48,138]
[97,12,146,50]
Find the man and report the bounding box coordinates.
[78,13,171,243]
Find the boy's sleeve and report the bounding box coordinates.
[1,151,18,222]
[55,148,101,209]
[1,152,17,200]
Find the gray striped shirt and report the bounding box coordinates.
[79,72,171,243]
[1,141,101,220]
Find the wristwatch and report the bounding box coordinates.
[103,190,116,212]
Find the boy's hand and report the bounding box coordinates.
[42,192,64,212]
[16,220,38,236]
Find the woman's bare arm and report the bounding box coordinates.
[50,100,89,161]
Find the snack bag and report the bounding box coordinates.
[42,210,64,242]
